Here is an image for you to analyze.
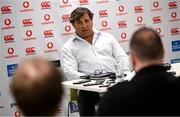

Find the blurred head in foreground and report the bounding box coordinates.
[130,27,164,72]
[10,57,63,116]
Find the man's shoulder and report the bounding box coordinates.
[62,37,75,49]
[99,31,114,37]
[106,81,131,96]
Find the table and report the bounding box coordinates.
[170,63,180,76]
[62,63,180,92]
[62,71,135,92]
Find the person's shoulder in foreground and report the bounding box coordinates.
[97,65,177,116]
[97,27,179,116]
[10,57,64,116]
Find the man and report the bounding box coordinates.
[10,57,63,116]
[61,7,129,116]
[97,27,178,115]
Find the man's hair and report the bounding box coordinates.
[70,7,93,24]
[130,27,164,62]
[10,57,63,116]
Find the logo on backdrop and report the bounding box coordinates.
[171,12,177,19]
[22,18,33,27]
[171,58,180,64]
[23,1,29,8]
[41,14,54,25]
[8,48,14,54]
[101,20,107,27]
[65,25,71,32]
[168,1,177,9]
[116,5,128,16]
[44,42,57,53]
[135,16,145,26]
[4,34,15,43]
[155,27,164,37]
[14,111,22,117]
[171,27,179,35]
[4,18,12,25]
[26,30,32,37]
[119,32,128,42]
[1,18,15,30]
[23,30,36,41]
[62,14,70,22]
[172,40,180,52]
[169,12,180,22]
[5,47,18,59]
[153,16,162,24]
[62,0,69,4]
[44,14,50,21]
[117,20,127,28]
[1,5,12,14]
[20,1,33,12]
[155,28,161,34]
[151,1,162,11]
[60,0,72,8]
[96,0,109,4]
[99,20,111,31]
[69,102,79,113]
[44,29,54,38]
[41,1,51,9]
[79,0,89,5]
[99,10,108,17]
[25,47,36,55]
[137,16,143,22]
[134,5,143,13]
[61,25,74,36]
[7,64,18,77]
[47,42,53,49]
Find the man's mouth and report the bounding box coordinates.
[82,30,89,32]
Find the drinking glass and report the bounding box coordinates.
[115,56,131,82]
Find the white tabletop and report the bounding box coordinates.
[170,63,180,77]
[62,63,180,93]
[62,71,135,92]
[62,78,110,92]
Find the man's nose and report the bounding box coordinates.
[82,22,87,28]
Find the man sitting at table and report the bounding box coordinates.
[61,7,129,116]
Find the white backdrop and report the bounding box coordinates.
[0,0,180,116]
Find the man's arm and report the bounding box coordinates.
[112,35,128,59]
[61,46,85,80]
[111,35,131,70]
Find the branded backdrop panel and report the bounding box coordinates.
[0,0,180,116]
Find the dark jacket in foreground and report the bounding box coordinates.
[97,65,178,116]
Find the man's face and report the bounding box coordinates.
[72,13,93,39]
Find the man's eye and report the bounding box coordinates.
[76,20,81,24]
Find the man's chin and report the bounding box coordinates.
[77,31,93,39]
[83,34,92,38]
